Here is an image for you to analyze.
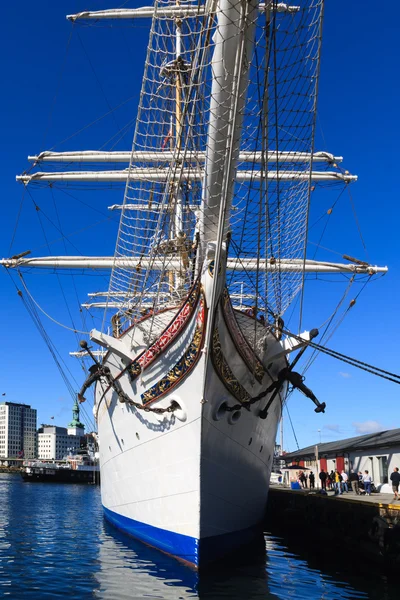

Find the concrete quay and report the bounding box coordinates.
[266,485,400,568]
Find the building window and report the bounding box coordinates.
[377,456,389,484]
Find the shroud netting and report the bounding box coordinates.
[104,0,325,336]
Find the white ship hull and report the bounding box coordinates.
[94,269,287,568]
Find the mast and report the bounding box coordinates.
[199,0,259,261]
[173,5,184,293]
[4,1,388,338]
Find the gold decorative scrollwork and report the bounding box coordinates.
[141,299,205,405]
[221,288,264,383]
[210,326,251,403]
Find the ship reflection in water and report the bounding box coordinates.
[0,476,396,600]
[95,522,379,600]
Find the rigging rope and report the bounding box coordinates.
[17,273,90,335]
[281,326,400,385]
[6,270,96,432]
[285,403,300,451]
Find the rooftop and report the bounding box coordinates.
[284,428,400,461]
[0,402,35,410]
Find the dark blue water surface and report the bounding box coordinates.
[0,473,396,599]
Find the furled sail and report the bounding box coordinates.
[99,0,326,333]
[7,0,374,347]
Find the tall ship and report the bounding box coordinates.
[1,1,387,568]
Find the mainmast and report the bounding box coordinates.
[199,0,259,264]
[172,6,185,294]
[3,1,388,336]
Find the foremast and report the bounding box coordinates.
[2,1,388,367]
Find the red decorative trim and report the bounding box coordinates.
[141,297,206,406]
[100,280,202,389]
[137,284,200,371]
[95,287,205,418]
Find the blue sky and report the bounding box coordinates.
[1,2,399,448]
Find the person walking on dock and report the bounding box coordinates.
[390,467,400,501]
[363,470,372,495]
[349,470,360,495]
[334,470,342,495]
[309,471,315,489]
[341,470,349,493]
[319,469,327,490]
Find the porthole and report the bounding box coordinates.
[213,400,228,421]
[228,410,241,425]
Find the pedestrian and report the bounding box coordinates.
[309,471,315,489]
[363,470,372,495]
[334,469,342,495]
[349,470,360,495]
[341,470,349,493]
[319,469,327,490]
[390,467,400,502]
[330,470,335,490]
[299,471,306,489]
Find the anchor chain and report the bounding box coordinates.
[105,371,179,414]
[222,328,324,417]
[77,341,178,415]
[224,379,281,413]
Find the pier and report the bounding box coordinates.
[267,485,400,569]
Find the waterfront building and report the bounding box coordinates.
[38,400,85,460]
[272,443,286,472]
[0,402,37,459]
[283,429,400,489]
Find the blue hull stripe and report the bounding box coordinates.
[103,506,262,568]
[103,506,198,565]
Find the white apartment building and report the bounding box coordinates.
[38,400,85,460]
[0,402,37,459]
[38,425,84,460]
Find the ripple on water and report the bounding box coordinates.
[0,473,396,599]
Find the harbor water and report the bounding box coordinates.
[0,473,397,599]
